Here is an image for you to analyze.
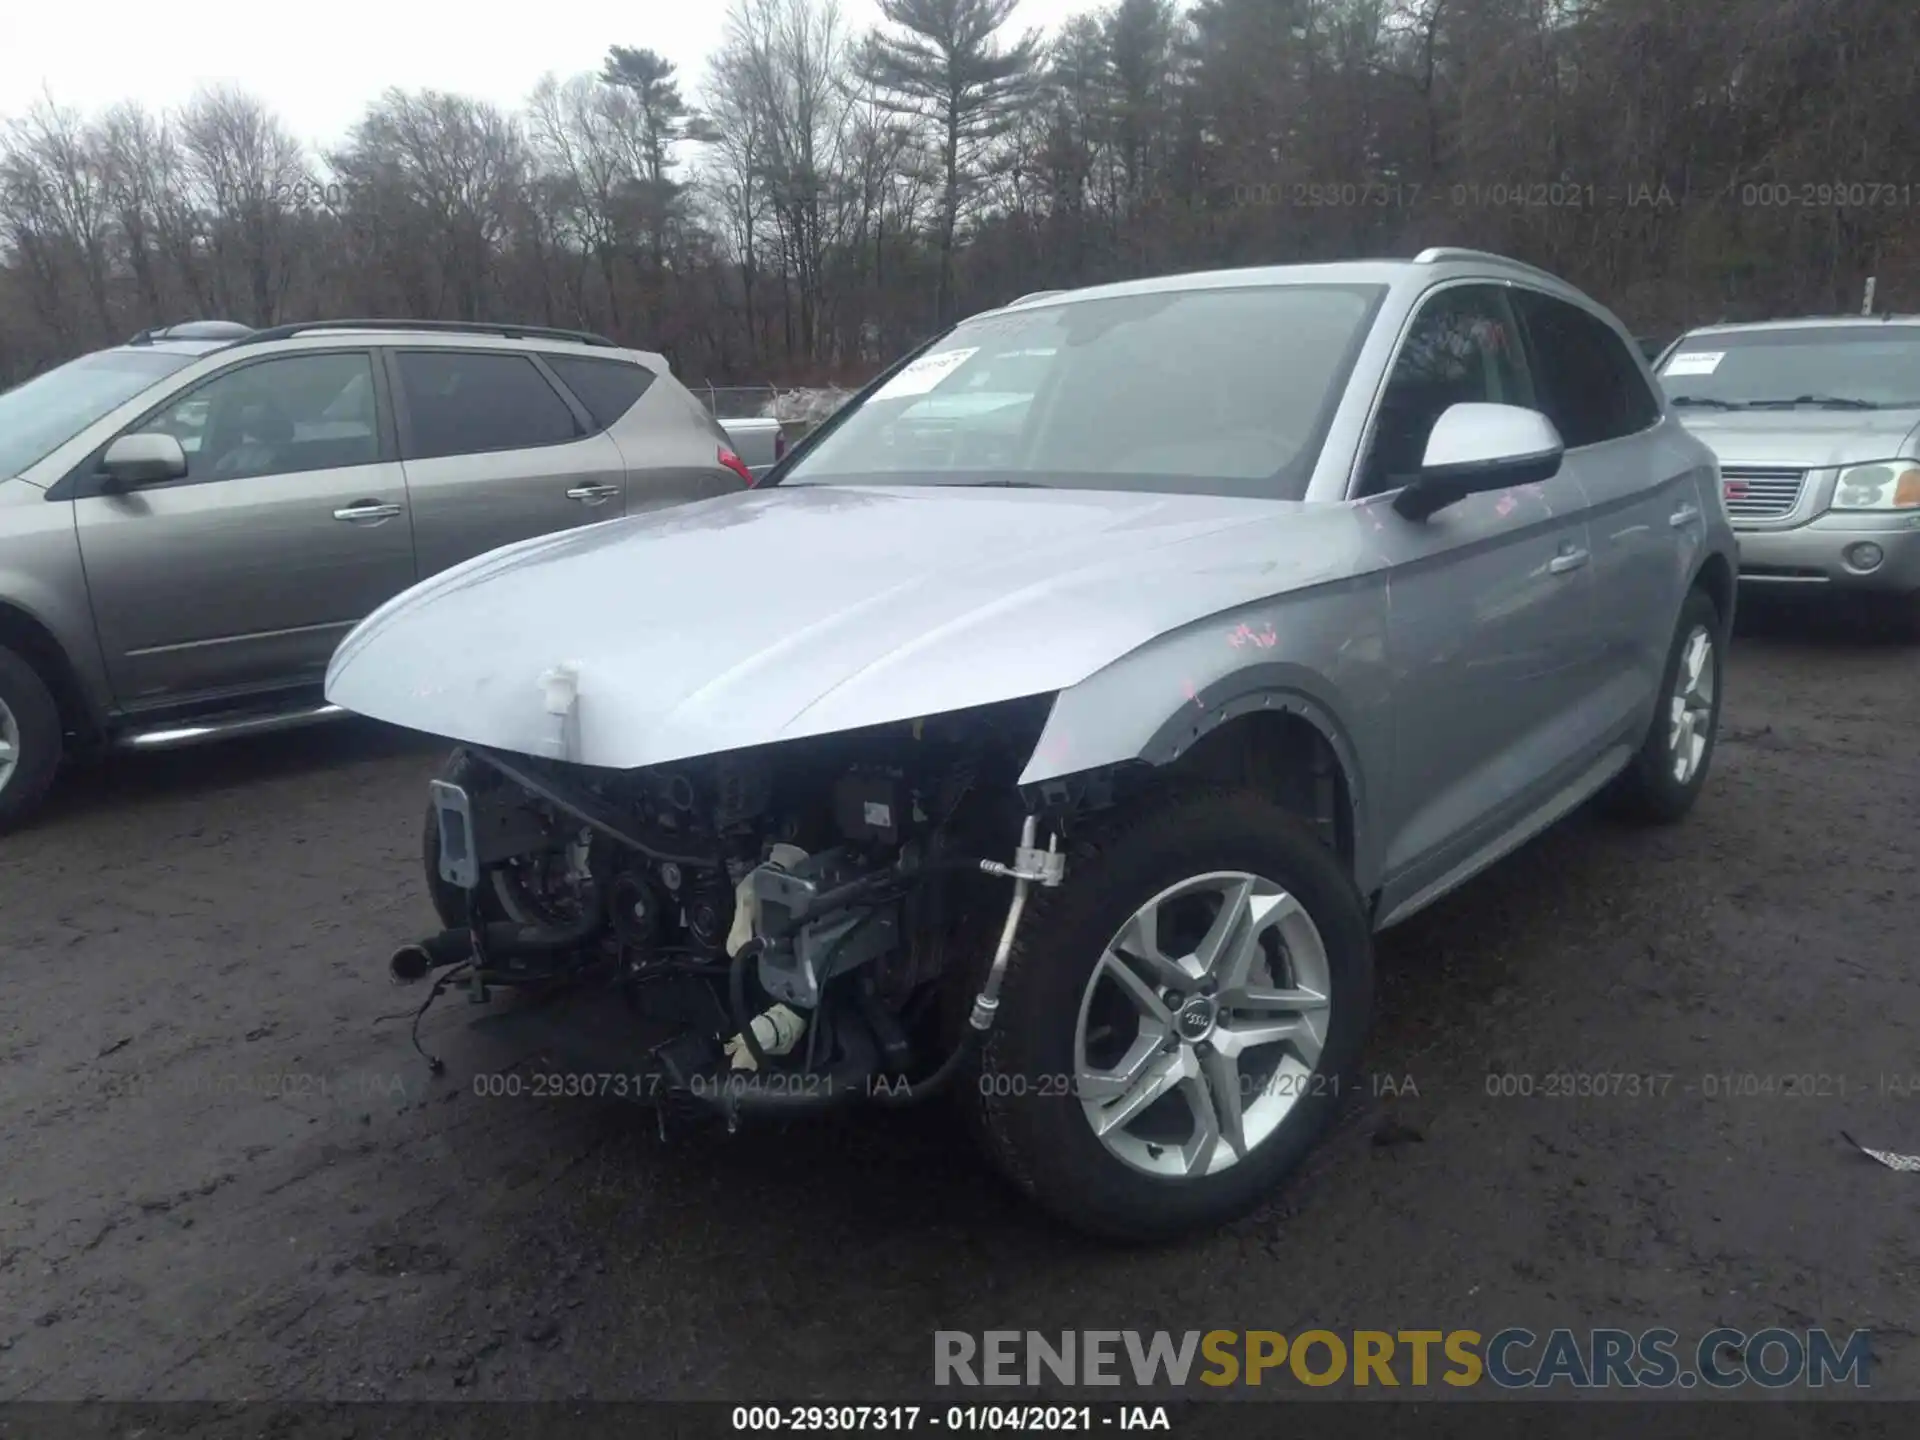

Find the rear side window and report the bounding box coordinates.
[394,351,580,460]
[1513,291,1660,447]
[544,355,655,431]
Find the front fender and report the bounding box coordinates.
[1018,577,1395,896]
[0,482,114,724]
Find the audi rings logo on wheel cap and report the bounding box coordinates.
[1176,996,1217,1041]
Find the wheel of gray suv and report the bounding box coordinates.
[970,787,1373,1242]
[1604,586,1725,824]
[0,643,63,834]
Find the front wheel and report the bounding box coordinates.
[0,644,64,834]
[1604,586,1725,824]
[970,788,1374,1242]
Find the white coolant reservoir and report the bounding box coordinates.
[537,661,582,759]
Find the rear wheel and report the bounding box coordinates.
[970,787,1373,1241]
[1604,586,1725,824]
[0,644,63,835]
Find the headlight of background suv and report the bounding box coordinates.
[1832,461,1920,510]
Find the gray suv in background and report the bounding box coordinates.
[1656,317,1920,628]
[0,319,751,830]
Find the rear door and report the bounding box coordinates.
[1513,289,1697,728]
[71,348,416,707]
[387,347,630,577]
[546,355,750,514]
[1356,282,1605,920]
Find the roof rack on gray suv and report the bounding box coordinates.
[231,319,621,349]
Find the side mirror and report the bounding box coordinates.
[100,432,189,489]
[1392,402,1564,522]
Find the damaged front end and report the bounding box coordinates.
[396,695,1069,1118]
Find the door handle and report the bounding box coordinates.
[566,483,621,504]
[1548,545,1590,574]
[1670,503,1701,527]
[333,500,402,523]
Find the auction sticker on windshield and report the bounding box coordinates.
[1662,351,1723,376]
[873,347,980,400]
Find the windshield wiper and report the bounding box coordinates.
[1668,395,1746,410]
[1746,394,1881,410]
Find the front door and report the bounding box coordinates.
[73,348,417,708]
[1352,283,1604,917]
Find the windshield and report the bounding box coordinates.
[1657,326,1920,409]
[0,349,199,478]
[779,283,1386,499]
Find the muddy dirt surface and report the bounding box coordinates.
[2,597,1917,1407]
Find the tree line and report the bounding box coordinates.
[3,0,1914,390]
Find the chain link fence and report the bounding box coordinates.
[695,382,858,428]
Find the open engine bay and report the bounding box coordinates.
[394,696,1072,1116]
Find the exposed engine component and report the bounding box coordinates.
[833,766,908,846]
[398,697,1067,1115]
[606,871,663,950]
[725,1003,806,1070]
[682,869,735,954]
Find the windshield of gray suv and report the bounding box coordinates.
[776,283,1387,499]
[0,348,200,479]
[1657,326,1920,410]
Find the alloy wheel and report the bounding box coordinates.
[1668,625,1716,784]
[1073,870,1333,1179]
[0,695,19,797]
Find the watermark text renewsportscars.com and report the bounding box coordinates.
[934,1328,1871,1390]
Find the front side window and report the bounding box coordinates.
[1358,285,1534,495]
[776,283,1386,500]
[0,348,198,479]
[1655,326,1920,411]
[147,351,380,482]
[395,351,581,460]
[1514,290,1659,446]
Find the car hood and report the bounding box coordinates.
[1673,407,1920,469]
[325,482,1349,769]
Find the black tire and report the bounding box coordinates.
[969,787,1374,1242]
[1604,586,1726,825]
[0,643,64,834]
[1870,590,1920,643]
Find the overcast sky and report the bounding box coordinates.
[0,0,1097,153]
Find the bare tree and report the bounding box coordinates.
[3,96,117,341]
[330,90,526,321]
[177,87,309,324]
[7,0,1920,388]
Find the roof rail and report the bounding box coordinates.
[1007,289,1068,306]
[1412,247,1562,283]
[228,319,621,349]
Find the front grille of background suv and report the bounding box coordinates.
[1719,465,1808,521]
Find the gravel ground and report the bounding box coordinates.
[2,596,1917,1408]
